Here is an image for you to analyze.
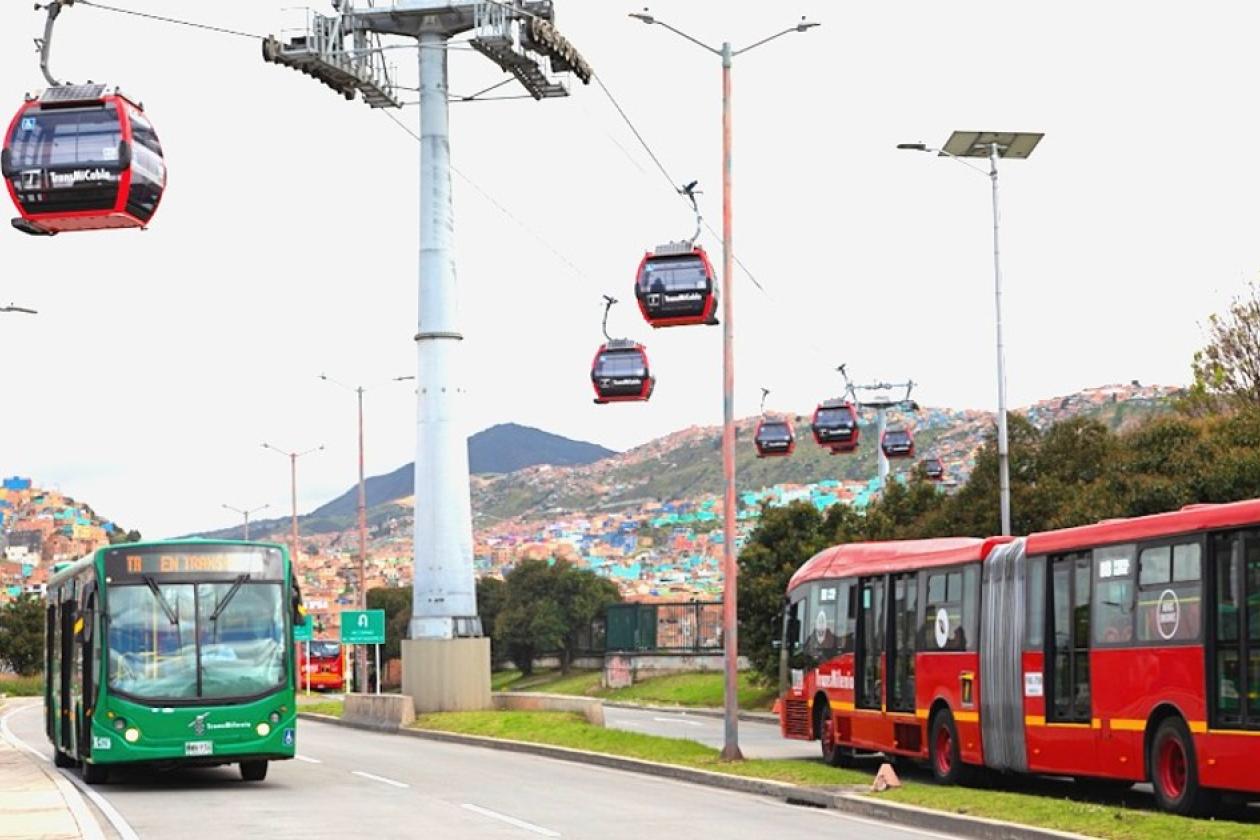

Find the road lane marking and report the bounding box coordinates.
[651,716,703,727]
[352,770,410,788]
[462,804,560,837]
[295,754,322,763]
[2,703,138,840]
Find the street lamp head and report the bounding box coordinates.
[897,142,930,152]
[795,18,820,32]
[629,9,654,24]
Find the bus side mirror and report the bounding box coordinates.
[787,615,801,644]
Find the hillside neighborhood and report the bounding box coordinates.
[0,383,1178,639]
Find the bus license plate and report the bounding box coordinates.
[185,741,213,757]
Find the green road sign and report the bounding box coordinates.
[294,614,314,642]
[341,609,386,644]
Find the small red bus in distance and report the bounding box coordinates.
[778,498,1260,816]
[298,640,346,691]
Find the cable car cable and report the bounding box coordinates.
[75,0,264,40]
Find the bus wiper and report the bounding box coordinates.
[210,575,249,623]
[142,575,179,626]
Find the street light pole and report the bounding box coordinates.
[261,443,324,566]
[897,132,1043,536]
[988,142,1012,537]
[630,10,819,763]
[320,373,414,693]
[222,503,269,541]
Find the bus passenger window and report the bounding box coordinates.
[1137,542,1200,643]
[1093,544,1135,646]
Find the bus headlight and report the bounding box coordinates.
[256,722,271,737]
[113,718,127,732]
[124,728,140,743]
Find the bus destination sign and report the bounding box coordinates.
[104,547,283,581]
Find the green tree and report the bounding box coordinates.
[1188,281,1260,413]
[553,567,620,672]
[367,585,413,661]
[494,559,565,676]
[476,577,507,667]
[0,595,44,676]
[106,528,142,546]
[736,502,831,685]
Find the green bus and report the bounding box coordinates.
[45,540,303,783]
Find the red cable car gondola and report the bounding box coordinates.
[3,83,166,236]
[754,418,795,457]
[591,340,654,404]
[812,399,860,453]
[591,295,655,405]
[635,243,719,328]
[635,181,718,329]
[881,426,915,459]
[921,457,944,481]
[754,389,794,457]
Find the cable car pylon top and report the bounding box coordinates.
[35,0,76,87]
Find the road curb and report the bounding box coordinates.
[599,700,778,724]
[297,712,1091,840]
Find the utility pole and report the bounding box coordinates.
[265,0,592,711]
[261,443,323,568]
[629,9,820,763]
[222,503,269,541]
[321,373,414,694]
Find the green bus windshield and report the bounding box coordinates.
[107,581,287,702]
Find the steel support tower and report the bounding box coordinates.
[265,0,590,704]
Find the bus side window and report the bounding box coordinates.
[1026,556,1046,649]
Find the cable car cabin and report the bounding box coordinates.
[812,400,859,452]
[635,245,718,328]
[592,340,655,404]
[881,427,915,459]
[922,457,944,481]
[2,84,166,236]
[754,419,795,458]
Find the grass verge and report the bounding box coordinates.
[413,709,866,788]
[493,669,776,711]
[881,783,1258,840]
[0,675,43,697]
[300,700,344,717]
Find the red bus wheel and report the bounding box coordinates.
[929,710,973,786]
[816,702,853,768]
[1149,718,1215,816]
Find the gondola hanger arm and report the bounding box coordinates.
[35,0,76,87]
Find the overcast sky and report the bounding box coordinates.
[1,1,1253,539]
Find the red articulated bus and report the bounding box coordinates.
[778,499,1260,816]
[298,640,346,691]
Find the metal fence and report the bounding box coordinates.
[606,601,723,653]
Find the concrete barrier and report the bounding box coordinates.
[492,692,605,726]
[343,693,415,731]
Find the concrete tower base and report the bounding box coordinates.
[401,638,491,713]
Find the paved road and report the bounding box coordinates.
[5,701,949,840]
[603,706,819,760]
